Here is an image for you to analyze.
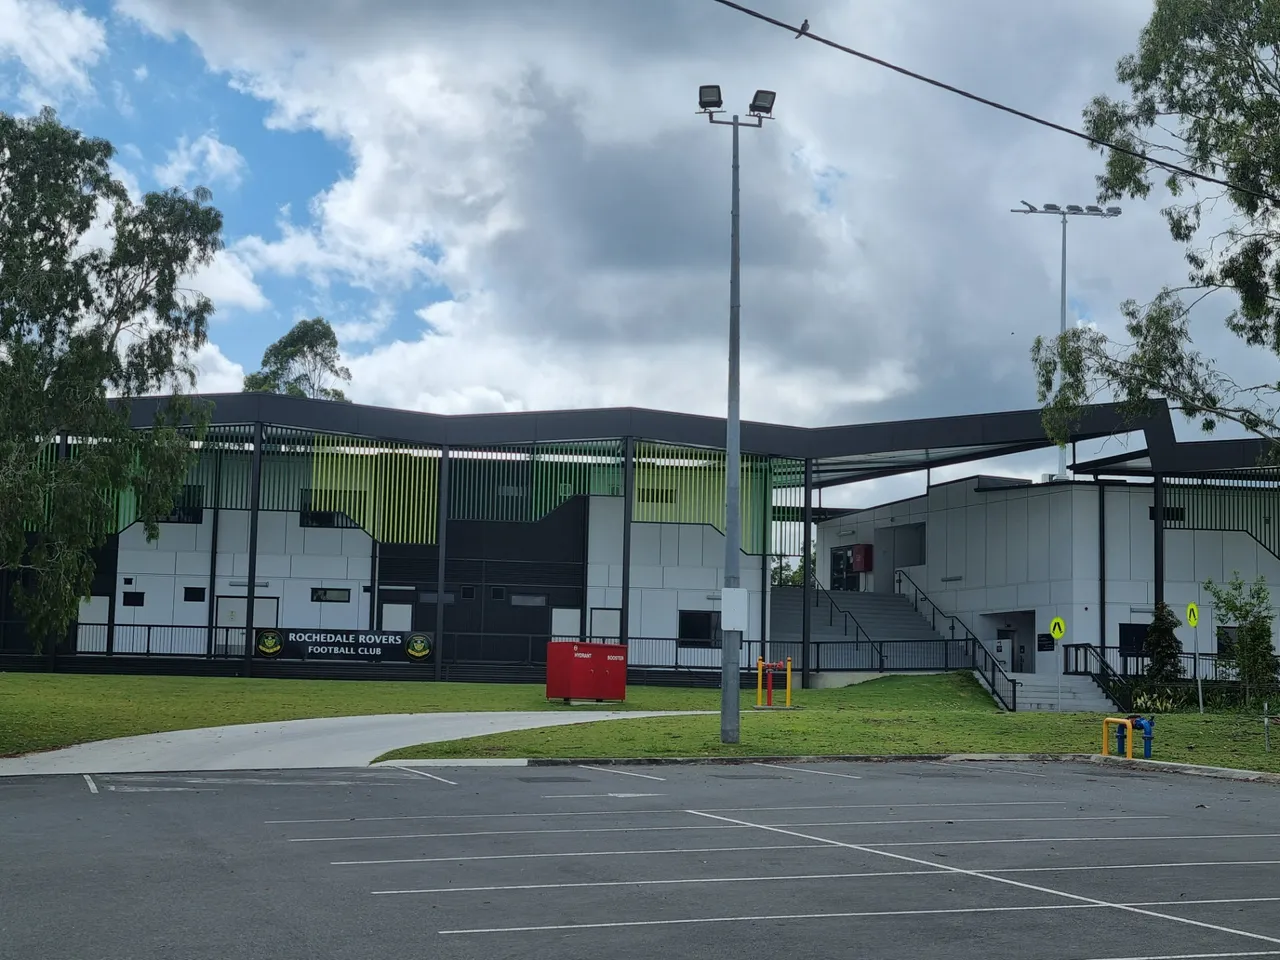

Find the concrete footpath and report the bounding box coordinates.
[0,711,703,775]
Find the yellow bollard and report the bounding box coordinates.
[1101,717,1134,759]
[785,657,793,708]
[756,657,764,708]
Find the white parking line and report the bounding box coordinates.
[374,868,951,895]
[265,800,1072,824]
[542,793,664,799]
[994,860,1280,875]
[439,897,1280,936]
[579,765,666,781]
[293,824,744,843]
[81,775,98,795]
[1080,953,1280,960]
[440,902,1103,934]
[332,842,829,866]
[756,762,862,780]
[871,833,1280,848]
[688,811,1280,949]
[389,765,457,786]
[770,815,1167,828]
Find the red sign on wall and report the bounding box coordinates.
[851,543,873,572]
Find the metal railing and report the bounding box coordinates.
[893,570,1018,711]
[809,578,874,644]
[75,623,247,657]
[1062,644,1133,711]
[1093,647,1230,682]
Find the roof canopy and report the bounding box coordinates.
[127,392,1181,489]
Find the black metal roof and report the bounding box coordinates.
[127,391,1173,488]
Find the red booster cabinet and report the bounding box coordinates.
[546,641,628,702]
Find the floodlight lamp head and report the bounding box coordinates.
[1106,206,1122,216]
[1065,204,1084,214]
[1085,205,1103,214]
[698,85,724,111]
[1042,203,1062,212]
[749,89,776,116]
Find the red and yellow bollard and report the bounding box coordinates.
[756,656,793,709]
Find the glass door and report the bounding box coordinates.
[830,547,860,591]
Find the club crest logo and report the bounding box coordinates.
[405,632,432,662]
[256,629,283,658]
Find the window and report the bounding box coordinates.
[678,609,722,648]
[511,594,547,607]
[183,586,206,603]
[163,485,204,524]
[300,488,362,528]
[311,587,351,603]
[1148,505,1187,522]
[122,592,144,607]
[460,585,476,601]
[1217,626,1239,658]
[1118,622,1147,656]
[490,586,506,601]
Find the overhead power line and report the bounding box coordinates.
[709,0,1279,205]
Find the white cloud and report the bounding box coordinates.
[154,132,247,191]
[110,78,133,117]
[0,0,106,108]
[191,249,268,313]
[117,0,1234,449]
[133,64,148,81]
[191,341,245,394]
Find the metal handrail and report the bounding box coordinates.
[1063,643,1133,711]
[808,576,875,646]
[894,569,1018,712]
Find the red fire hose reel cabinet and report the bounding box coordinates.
[546,641,627,702]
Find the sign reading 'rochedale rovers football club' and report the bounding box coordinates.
[254,628,433,663]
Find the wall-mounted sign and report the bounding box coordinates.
[1049,616,1067,640]
[254,628,432,663]
[1036,633,1055,652]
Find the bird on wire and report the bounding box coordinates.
[795,18,809,38]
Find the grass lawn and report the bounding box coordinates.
[379,673,1280,774]
[0,673,716,757]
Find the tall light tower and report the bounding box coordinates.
[699,84,776,744]
[1011,201,1121,479]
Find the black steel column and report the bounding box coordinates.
[1097,481,1106,649]
[434,447,450,681]
[620,437,635,645]
[242,421,264,675]
[801,458,813,689]
[105,570,117,656]
[54,433,70,667]
[368,540,379,631]
[205,446,222,658]
[1153,473,1165,608]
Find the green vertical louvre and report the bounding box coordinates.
[449,440,623,522]
[1165,471,1280,559]
[630,442,772,554]
[769,457,806,557]
[309,432,439,543]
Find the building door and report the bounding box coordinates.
[830,547,860,591]
[214,596,278,656]
[1003,627,1034,674]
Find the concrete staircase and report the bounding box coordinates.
[1014,674,1116,712]
[769,587,945,643]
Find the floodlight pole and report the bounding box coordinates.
[705,106,768,745]
[1010,203,1121,480]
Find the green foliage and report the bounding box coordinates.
[772,550,813,586]
[1204,571,1279,701]
[1145,601,1185,683]
[1034,0,1280,446]
[0,108,218,649]
[243,316,351,401]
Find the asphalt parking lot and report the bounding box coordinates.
[4,759,1280,960]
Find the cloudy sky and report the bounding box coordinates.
[0,0,1244,505]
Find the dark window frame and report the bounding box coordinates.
[183,586,206,603]
[311,587,352,603]
[162,484,204,525]
[300,488,363,529]
[122,591,145,607]
[677,609,722,648]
